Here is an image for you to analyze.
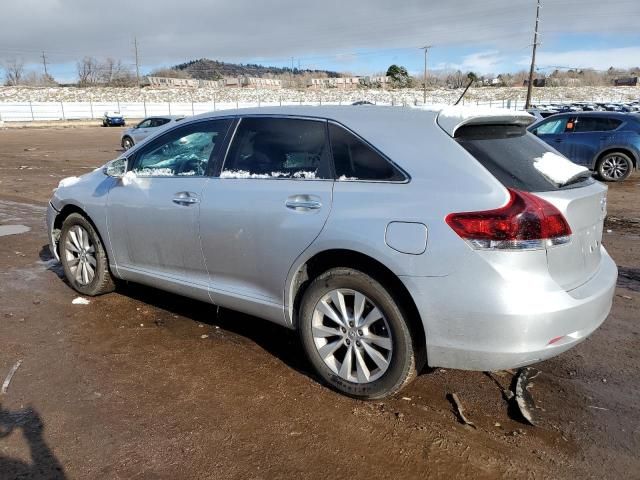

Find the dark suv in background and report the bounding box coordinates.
[529,112,640,181]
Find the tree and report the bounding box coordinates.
[3,58,25,86]
[77,56,99,86]
[386,64,413,88]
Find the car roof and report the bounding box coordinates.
[185,105,533,137]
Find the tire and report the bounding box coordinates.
[298,267,418,399]
[59,213,115,296]
[122,137,134,150]
[597,152,633,182]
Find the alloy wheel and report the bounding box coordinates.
[601,155,629,180]
[64,225,97,285]
[311,288,393,383]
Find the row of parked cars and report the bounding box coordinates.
[528,100,640,119]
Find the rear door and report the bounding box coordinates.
[568,116,624,167]
[131,118,153,143]
[199,116,333,311]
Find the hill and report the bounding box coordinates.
[170,58,341,80]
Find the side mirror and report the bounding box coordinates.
[103,157,128,178]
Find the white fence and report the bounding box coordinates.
[0,97,620,122]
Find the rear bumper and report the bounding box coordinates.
[402,248,617,371]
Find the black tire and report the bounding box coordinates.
[59,213,115,296]
[298,267,418,399]
[597,152,633,182]
[122,137,134,150]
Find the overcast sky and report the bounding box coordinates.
[1,0,639,81]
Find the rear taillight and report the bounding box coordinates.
[445,189,572,250]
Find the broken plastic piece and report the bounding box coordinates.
[515,367,541,426]
[449,393,476,429]
[1,360,23,395]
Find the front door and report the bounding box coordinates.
[107,118,233,299]
[199,116,334,320]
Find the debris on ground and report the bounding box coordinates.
[448,393,476,429]
[72,297,90,305]
[588,405,609,411]
[485,371,515,401]
[1,360,23,395]
[515,367,541,426]
[201,334,209,339]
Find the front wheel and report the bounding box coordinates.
[122,137,134,150]
[298,268,418,399]
[59,213,115,296]
[597,152,633,182]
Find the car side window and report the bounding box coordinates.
[574,117,622,133]
[535,117,569,135]
[137,119,152,128]
[131,119,231,177]
[221,117,331,179]
[152,118,171,128]
[328,123,405,181]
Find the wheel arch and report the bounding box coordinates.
[287,248,427,367]
[121,135,133,148]
[593,146,638,170]
[53,204,110,265]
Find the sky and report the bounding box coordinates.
[1,0,639,83]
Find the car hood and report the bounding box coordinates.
[50,165,113,211]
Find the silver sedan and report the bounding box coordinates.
[47,106,617,399]
[120,115,184,150]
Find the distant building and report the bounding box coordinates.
[614,77,639,87]
[146,76,281,89]
[522,78,547,87]
[307,76,389,89]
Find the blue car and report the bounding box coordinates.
[528,112,640,182]
[102,111,126,127]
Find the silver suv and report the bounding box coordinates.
[47,106,617,399]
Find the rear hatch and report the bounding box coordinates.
[452,121,606,291]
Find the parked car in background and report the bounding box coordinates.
[47,106,616,399]
[529,112,640,181]
[120,115,184,150]
[526,109,558,121]
[102,111,125,127]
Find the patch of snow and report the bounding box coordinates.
[220,170,290,179]
[292,171,316,179]
[121,170,138,186]
[178,170,197,176]
[136,167,174,177]
[533,152,590,187]
[337,175,358,181]
[58,176,81,188]
[72,297,90,305]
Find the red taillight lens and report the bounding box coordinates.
[445,189,572,250]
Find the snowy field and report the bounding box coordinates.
[0,85,638,122]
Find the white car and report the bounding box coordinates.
[120,115,184,150]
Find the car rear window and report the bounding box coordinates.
[455,124,594,192]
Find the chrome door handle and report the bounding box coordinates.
[285,199,322,211]
[172,192,200,206]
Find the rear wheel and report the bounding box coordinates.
[60,213,115,296]
[299,268,418,399]
[122,137,134,150]
[597,152,633,182]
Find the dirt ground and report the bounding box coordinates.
[0,125,638,480]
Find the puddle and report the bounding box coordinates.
[0,224,31,237]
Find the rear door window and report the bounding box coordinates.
[574,117,622,132]
[328,123,406,181]
[222,117,331,179]
[456,125,594,192]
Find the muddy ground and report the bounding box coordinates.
[0,125,638,479]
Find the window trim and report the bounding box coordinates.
[327,120,410,184]
[127,117,234,178]
[216,115,335,182]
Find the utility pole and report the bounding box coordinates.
[525,0,541,109]
[134,36,141,88]
[41,51,49,76]
[420,46,431,105]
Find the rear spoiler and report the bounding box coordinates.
[436,106,535,137]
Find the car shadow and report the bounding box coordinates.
[118,281,314,378]
[0,405,66,480]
